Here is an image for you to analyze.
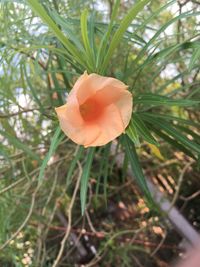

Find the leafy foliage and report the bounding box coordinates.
[0,0,199,265]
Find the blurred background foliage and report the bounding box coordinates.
[0,0,200,266]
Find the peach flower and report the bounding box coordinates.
[55,72,133,147]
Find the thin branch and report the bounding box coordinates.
[191,0,200,5]
[35,163,60,265]
[0,177,26,195]
[181,190,200,202]
[151,231,167,256]
[85,229,144,267]
[0,107,52,119]
[0,184,39,250]
[6,42,48,71]
[170,161,194,209]
[52,162,82,267]
[85,210,97,234]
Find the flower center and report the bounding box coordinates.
[79,97,104,122]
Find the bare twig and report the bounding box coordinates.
[0,177,26,195]
[151,231,167,256]
[52,162,82,267]
[0,107,51,119]
[35,163,60,265]
[132,255,144,267]
[30,222,105,238]
[191,0,200,5]
[170,161,194,209]
[85,229,144,267]
[181,190,200,202]
[0,184,39,250]
[85,211,97,234]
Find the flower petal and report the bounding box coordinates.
[55,72,133,147]
[88,104,124,147]
[75,73,98,105]
[99,104,124,136]
[94,86,125,106]
[55,103,84,128]
[63,121,100,147]
[88,73,128,92]
[115,90,133,128]
[76,73,128,105]
[67,71,88,102]
[55,104,101,146]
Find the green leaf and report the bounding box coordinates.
[151,127,195,159]
[99,144,111,200]
[123,135,153,205]
[126,118,140,147]
[80,147,95,215]
[96,0,120,70]
[46,7,84,52]
[189,46,200,72]
[27,0,86,67]
[0,144,15,176]
[66,146,84,187]
[0,130,41,162]
[134,93,200,107]
[100,0,151,74]
[88,12,96,60]
[81,9,95,70]
[133,113,159,145]
[141,115,200,155]
[156,70,199,96]
[135,0,176,33]
[139,112,200,128]
[38,126,62,183]
[138,41,199,71]
[175,125,200,144]
[23,64,45,113]
[132,11,200,67]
